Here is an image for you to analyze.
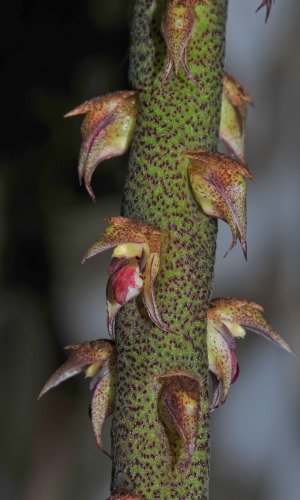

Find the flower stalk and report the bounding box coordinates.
[110,1,228,497]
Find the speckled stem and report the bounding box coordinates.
[111,1,227,498]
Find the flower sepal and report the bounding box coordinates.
[65,91,138,201]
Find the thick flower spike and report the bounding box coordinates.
[39,340,117,457]
[65,91,138,201]
[186,151,254,258]
[207,298,293,409]
[220,72,254,164]
[83,217,168,335]
[161,0,202,85]
[256,0,273,23]
[156,371,202,471]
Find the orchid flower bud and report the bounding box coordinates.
[161,0,201,84]
[156,371,202,471]
[186,151,254,258]
[220,72,254,164]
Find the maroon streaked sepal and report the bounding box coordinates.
[156,371,202,471]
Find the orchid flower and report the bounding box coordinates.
[207,298,293,409]
[161,0,202,85]
[156,371,202,471]
[83,217,168,335]
[220,72,254,164]
[186,150,254,258]
[65,90,138,201]
[39,340,116,456]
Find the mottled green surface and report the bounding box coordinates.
[111,1,228,498]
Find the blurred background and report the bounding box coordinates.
[1,0,299,499]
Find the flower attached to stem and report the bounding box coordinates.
[156,371,202,471]
[207,298,293,409]
[39,340,116,457]
[161,0,203,85]
[83,217,168,335]
[185,151,254,258]
[220,72,254,164]
[256,0,274,23]
[65,91,138,201]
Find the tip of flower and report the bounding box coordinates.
[255,0,272,23]
[242,240,248,260]
[64,102,91,118]
[82,253,89,264]
[37,388,46,400]
[64,110,76,118]
[86,183,96,203]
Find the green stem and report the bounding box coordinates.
[111,1,228,498]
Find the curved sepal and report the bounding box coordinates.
[106,279,122,336]
[161,0,199,85]
[83,217,162,262]
[65,91,138,201]
[186,151,254,258]
[156,371,202,471]
[220,73,254,164]
[143,252,169,332]
[207,323,239,408]
[209,298,294,354]
[38,340,115,398]
[90,361,117,457]
[256,0,273,22]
